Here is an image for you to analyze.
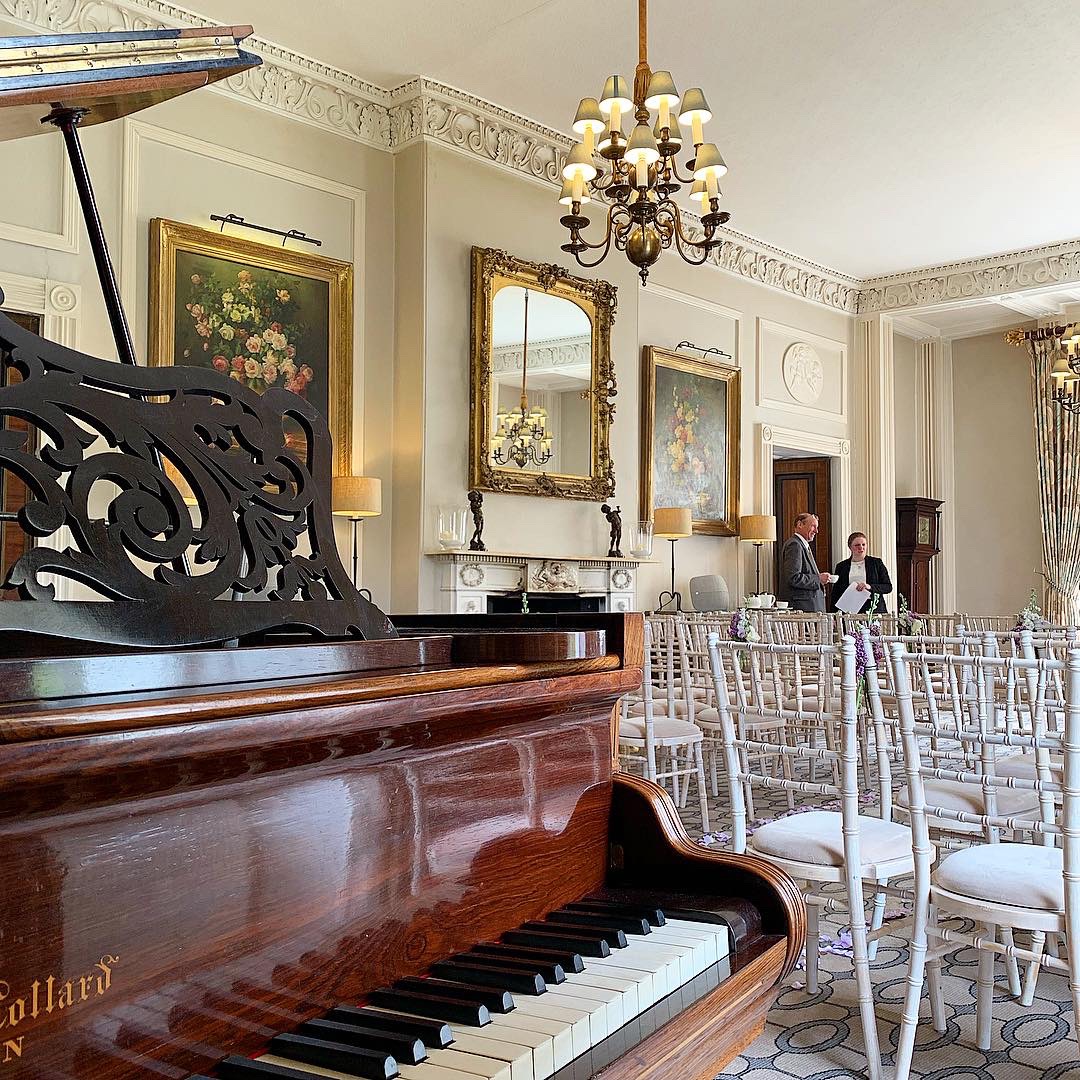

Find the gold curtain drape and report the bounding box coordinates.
[1027,335,1080,624]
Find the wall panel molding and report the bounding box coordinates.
[755,317,847,423]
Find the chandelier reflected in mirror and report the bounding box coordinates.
[1052,328,1080,413]
[490,289,554,469]
[558,0,730,285]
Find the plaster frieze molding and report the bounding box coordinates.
[858,238,1080,314]
[491,335,591,375]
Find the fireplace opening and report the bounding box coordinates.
[487,593,605,614]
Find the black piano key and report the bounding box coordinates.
[471,941,583,975]
[298,1019,426,1065]
[503,928,611,958]
[394,976,514,1014]
[525,919,627,949]
[568,899,667,926]
[453,950,566,984]
[325,1005,454,1048]
[268,1033,397,1078]
[430,961,546,995]
[367,987,490,1027]
[548,909,651,935]
[218,1057,356,1080]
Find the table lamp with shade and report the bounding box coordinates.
[332,476,382,589]
[739,513,776,595]
[654,506,693,612]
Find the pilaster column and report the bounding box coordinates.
[917,337,957,612]
[855,314,897,583]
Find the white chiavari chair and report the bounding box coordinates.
[709,634,917,1080]
[618,618,710,831]
[889,643,1080,1078]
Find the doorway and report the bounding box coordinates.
[773,455,833,584]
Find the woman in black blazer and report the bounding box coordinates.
[829,531,893,613]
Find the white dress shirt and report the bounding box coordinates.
[849,559,868,586]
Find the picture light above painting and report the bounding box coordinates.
[640,345,740,536]
[148,218,354,479]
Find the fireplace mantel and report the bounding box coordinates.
[425,550,647,614]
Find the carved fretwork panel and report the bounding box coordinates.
[0,299,394,646]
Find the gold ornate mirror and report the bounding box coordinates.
[469,247,617,500]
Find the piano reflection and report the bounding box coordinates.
[0,27,804,1080]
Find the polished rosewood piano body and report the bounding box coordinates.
[0,614,803,1080]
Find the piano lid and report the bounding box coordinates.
[0,25,260,140]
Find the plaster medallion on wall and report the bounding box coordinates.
[611,568,633,591]
[782,342,825,405]
[459,564,485,588]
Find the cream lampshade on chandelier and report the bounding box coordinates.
[558,0,730,285]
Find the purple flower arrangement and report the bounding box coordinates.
[728,608,760,643]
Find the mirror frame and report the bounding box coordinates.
[469,246,617,500]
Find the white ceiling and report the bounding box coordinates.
[896,286,1080,339]
[188,0,1080,280]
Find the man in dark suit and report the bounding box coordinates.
[778,512,835,613]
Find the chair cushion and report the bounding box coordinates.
[934,843,1064,912]
[993,752,1063,781]
[897,777,1041,832]
[619,716,702,741]
[748,810,913,869]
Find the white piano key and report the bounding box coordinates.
[563,969,640,1018]
[472,1010,571,1072]
[588,943,683,996]
[577,961,656,1008]
[613,937,698,984]
[667,917,732,960]
[539,978,623,1032]
[508,997,596,1055]
[400,1049,511,1080]
[646,925,712,970]
[445,1031,534,1080]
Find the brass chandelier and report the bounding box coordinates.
[491,289,554,469]
[558,0,730,285]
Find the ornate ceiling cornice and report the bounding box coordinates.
[6,0,1080,317]
[856,238,1080,315]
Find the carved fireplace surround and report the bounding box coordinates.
[425,550,646,614]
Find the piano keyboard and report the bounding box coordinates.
[202,900,732,1080]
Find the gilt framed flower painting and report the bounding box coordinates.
[148,218,353,476]
[639,345,740,536]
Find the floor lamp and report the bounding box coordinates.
[332,476,382,593]
[654,507,693,612]
[739,513,776,595]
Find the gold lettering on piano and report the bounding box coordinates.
[0,956,119,1064]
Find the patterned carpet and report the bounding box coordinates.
[669,785,1080,1080]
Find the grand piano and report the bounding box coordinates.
[0,27,804,1080]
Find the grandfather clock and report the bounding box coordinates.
[896,497,942,613]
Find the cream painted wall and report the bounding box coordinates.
[893,333,919,498]
[951,330,1042,614]
[0,71,397,608]
[407,142,856,613]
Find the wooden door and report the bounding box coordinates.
[1,311,40,599]
[773,456,833,584]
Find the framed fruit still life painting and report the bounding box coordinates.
[640,345,740,536]
[148,218,353,476]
